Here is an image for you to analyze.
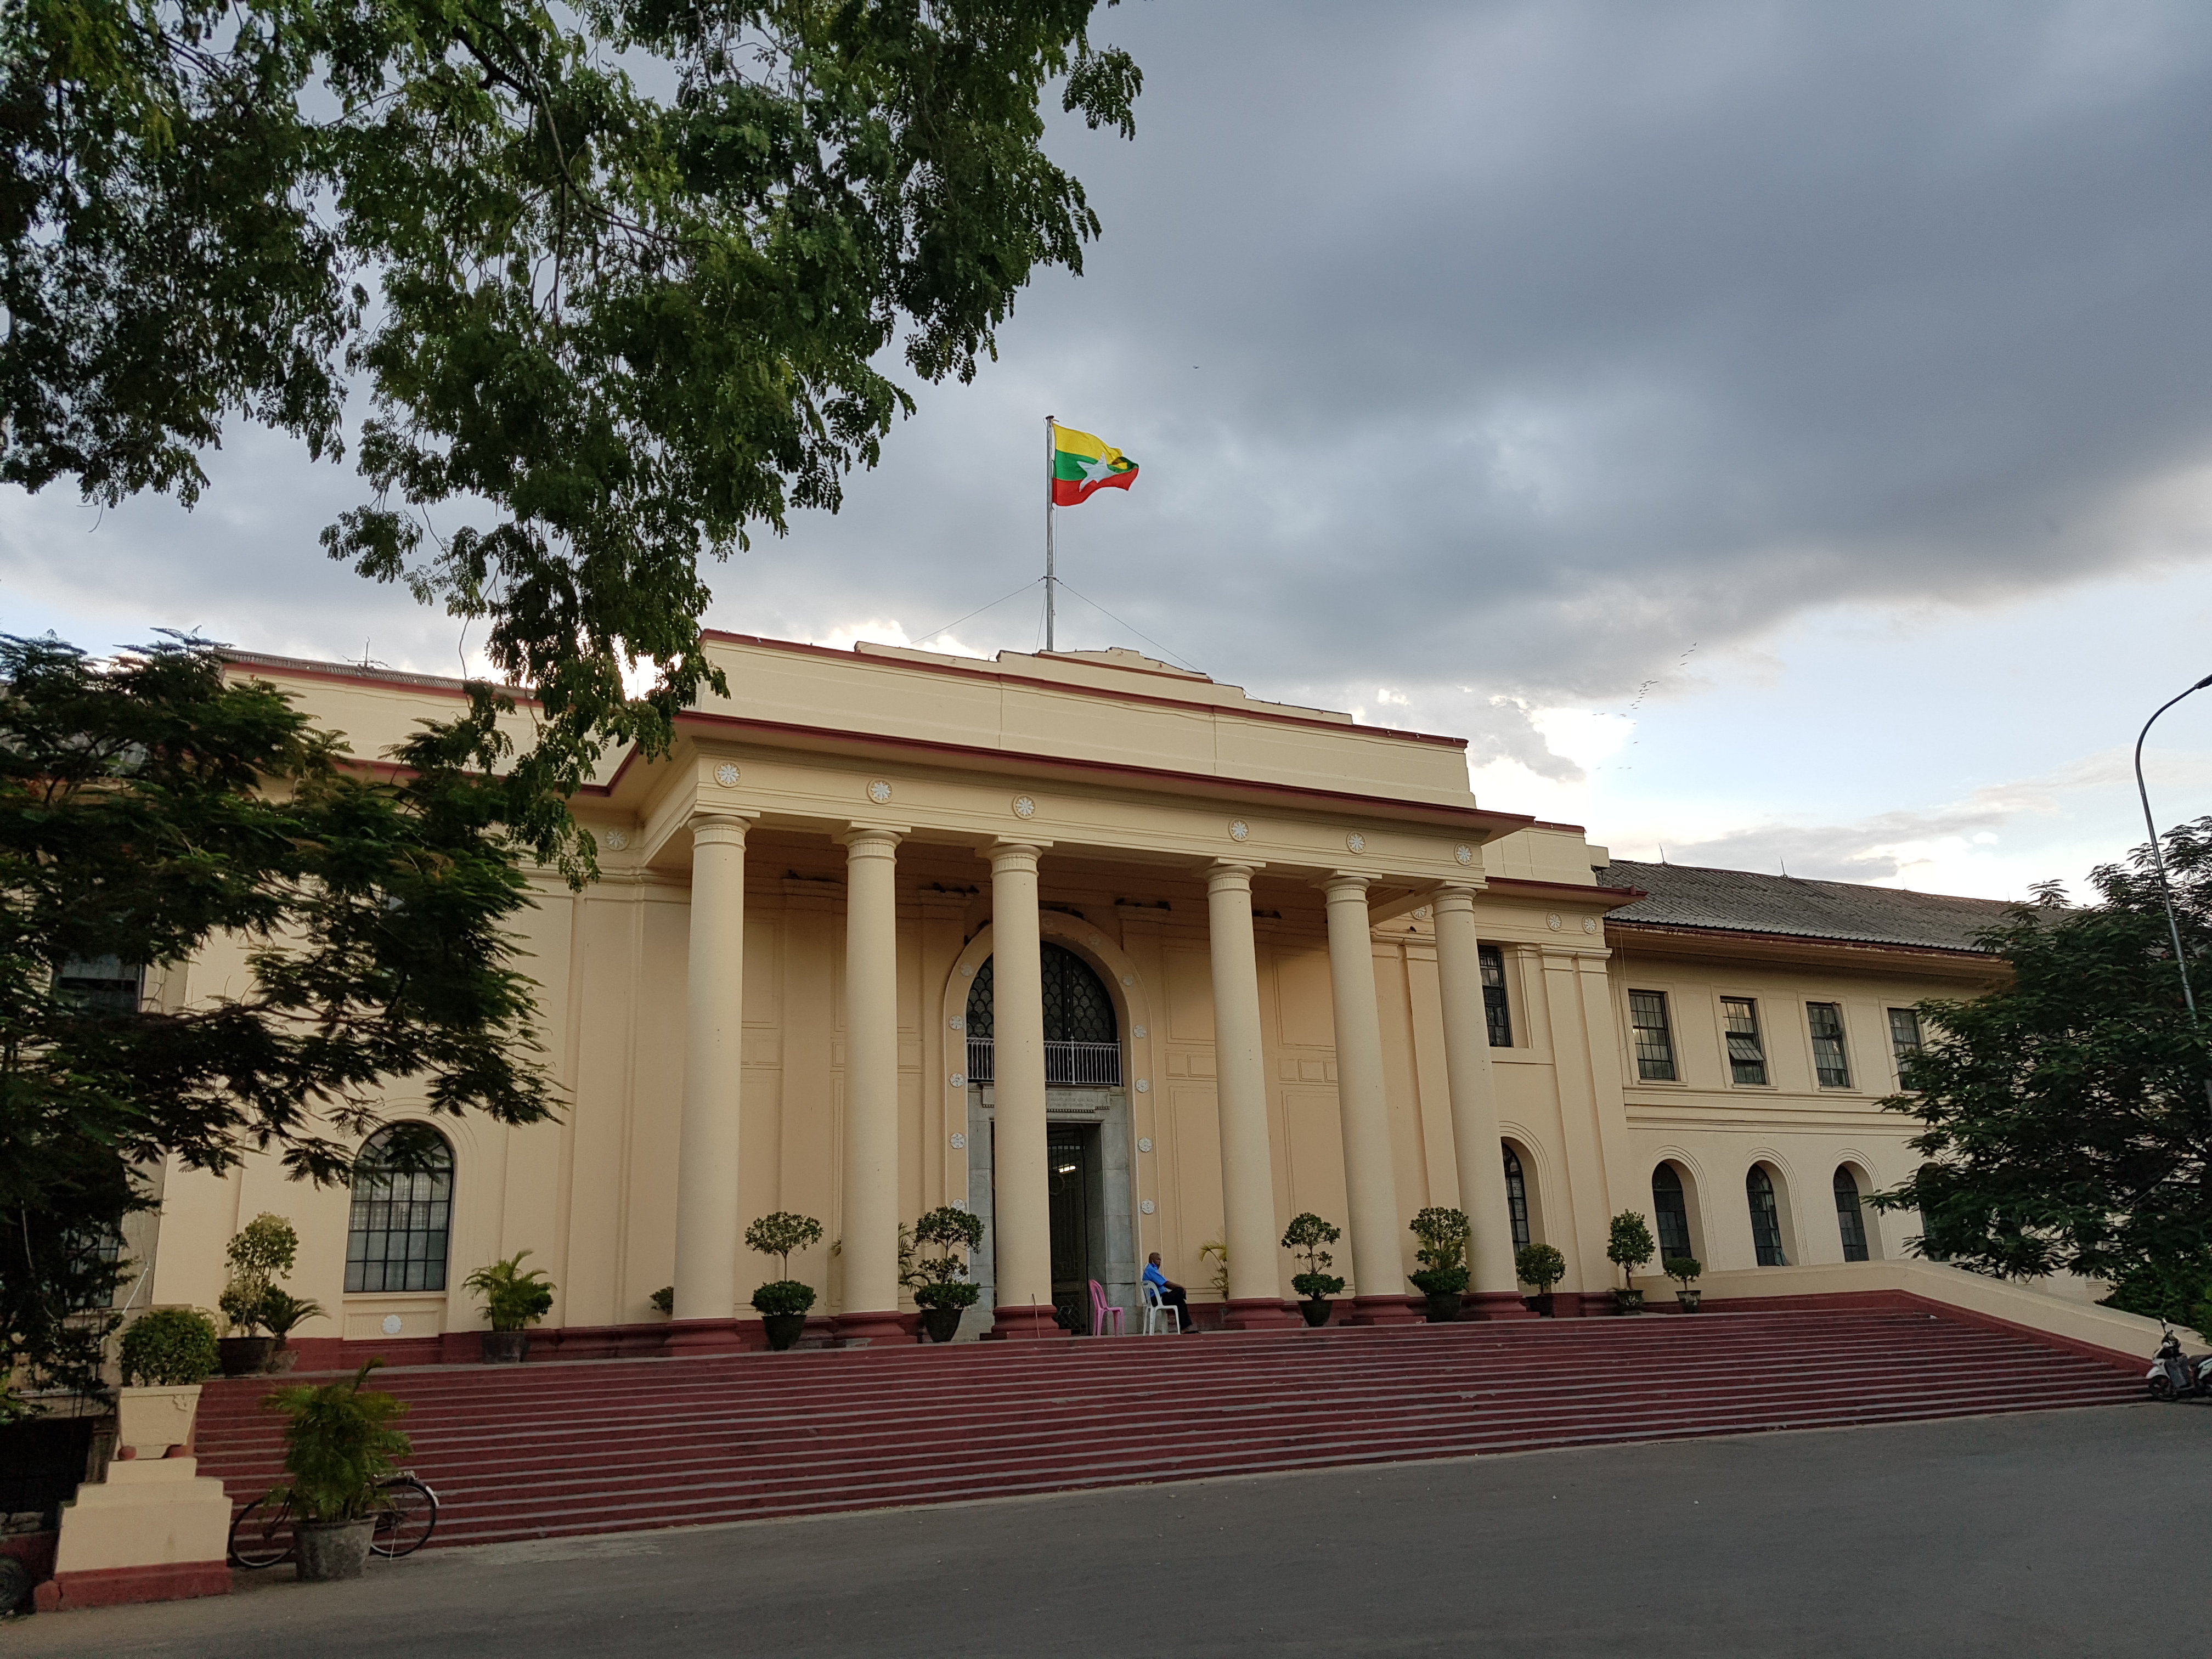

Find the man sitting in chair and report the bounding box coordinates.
[1143,1252,1195,1333]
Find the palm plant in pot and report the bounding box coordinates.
[1514,1243,1567,1317]
[259,1289,327,1373]
[1408,1206,1472,1322]
[463,1251,555,1362]
[1665,1256,1703,1313]
[746,1211,824,1350]
[1280,1212,1345,1327]
[905,1206,985,1342]
[261,1361,411,1582]
[217,1214,299,1376]
[1607,1211,1656,1313]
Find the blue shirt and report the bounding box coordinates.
[1143,1261,1168,1289]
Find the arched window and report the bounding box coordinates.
[1834,1166,1871,1262]
[1746,1165,1788,1267]
[1502,1146,1531,1249]
[346,1126,454,1293]
[965,945,1120,1085]
[1652,1164,1694,1265]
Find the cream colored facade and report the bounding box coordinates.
[131,635,2002,1348]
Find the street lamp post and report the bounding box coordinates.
[2133,674,2212,1020]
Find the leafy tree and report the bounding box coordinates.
[2,0,1142,870]
[905,1205,983,1311]
[1873,823,2212,1324]
[0,635,556,1401]
[1605,1211,1654,1289]
[1408,1205,1471,1297]
[1280,1211,1344,1301]
[219,1212,300,1335]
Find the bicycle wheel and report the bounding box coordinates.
[228,1494,296,1568]
[368,1476,439,1558]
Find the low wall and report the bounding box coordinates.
[1632,1259,2199,1372]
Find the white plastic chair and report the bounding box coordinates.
[1142,1281,1181,1335]
[1088,1279,1123,1337]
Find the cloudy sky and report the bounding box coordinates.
[8,0,2212,900]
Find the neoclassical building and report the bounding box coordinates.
[127,634,2012,1355]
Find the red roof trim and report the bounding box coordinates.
[1606,918,1996,960]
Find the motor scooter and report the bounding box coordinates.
[2145,1325,2212,1400]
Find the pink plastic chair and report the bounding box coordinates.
[1088,1280,1123,1337]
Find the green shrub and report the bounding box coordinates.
[1607,1211,1656,1287]
[903,1206,983,1310]
[263,1361,411,1522]
[463,1251,555,1331]
[219,1214,299,1335]
[1663,1256,1702,1288]
[751,1279,817,1317]
[1515,1243,1566,1293]
[1408,1206,1471,1296]
[1408,1265,1470,1296]
[119,1307,220,1386]
[1282,1212,1345,1300]
[913,1280,980,1311]
[259,1289,326,1342]
[649,1286,674,1315]
[1198,1239,1229,1301]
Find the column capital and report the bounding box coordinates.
[688,810,757,848]
[1200,859,1263,892]
[1428,882,1481,915]
[1318,871,1372,900]
[987,839,1048,873]
[839,824,907,854]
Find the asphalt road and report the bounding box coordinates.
[9,1404,2207,1657]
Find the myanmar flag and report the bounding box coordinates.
[1052,423,1139,505]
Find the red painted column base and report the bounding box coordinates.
[833,1308,910,1346]
[663,1317,747,1353]
[34,1561,230,1612]
[1346,1294,1421,1325]
[985,1304,1066,1340]
[1221,1297,1300,1330]
[1463,1290,1541,1321]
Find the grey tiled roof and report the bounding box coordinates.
[1603,859,2015,953]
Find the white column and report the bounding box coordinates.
[1432,884,1537,1317]
[672,812,751,1342]
[1323,874,1414,1322]
[988,841,1057,1338]
[1205,861,1291,1325]
[838,827,905,1341]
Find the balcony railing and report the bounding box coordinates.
[964,1038,1122,1088]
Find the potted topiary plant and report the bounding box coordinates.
[1281,1212,1346,1327]
[1514,1243,1567,1317]
[463,1251,555,1362]
[115,1307,221,1456]
[1408,1206,1472,1322]
[1607,1211,1656,1313]
[259,1289,327,1373]
[260,1361,411,1582]
[745,1212,824,1351]
[1665,1256,1703,1313]
[905,1206,985,1342]
[217,1214,299,1376]
[650,1286,674,1316]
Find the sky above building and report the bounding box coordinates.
[5,0,2211,901]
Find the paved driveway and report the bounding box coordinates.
[9,1404,2204,1657]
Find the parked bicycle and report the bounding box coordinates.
[227,1471,440,1568]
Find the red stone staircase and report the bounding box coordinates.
[192,1308,2141,1551]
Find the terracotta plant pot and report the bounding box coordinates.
[1675,1289,1702,1313]
[1613,1288,1645,1315]
[479,1329,529,1364]
[295,1517,376,1582]
[217,1335,274,1378]
[761,1312,807,1351]
[1423,1291,1460,1323]
[1299,1299,1334,1328]
[919,1306,964,1344]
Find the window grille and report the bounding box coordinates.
[1807,1002,1851,1088]
[1746,1165,1788,1266]
[1480,944,1511,1047]
[1834,1167,1870,1262]
[346,1127,454,1293]
[963,945,1121,1086]
[1720,996,1767,1085]
[1888,1008,1923,1082]
[1652,1164,1693,1263]
[1502,1146,1531,1249]
[57,957,144,1017]
[1628,990,1677,1081]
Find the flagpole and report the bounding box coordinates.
[1043,414,1056,652]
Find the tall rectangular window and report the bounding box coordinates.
[1480,944,1511,1048]
[57,957,144,1017]
[1720,996,1767,1085]
[1807,1002,1851,1088]
[1888,1007,1923,1081]
[1629,990,1677,1081]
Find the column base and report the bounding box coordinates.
[1221,1297,1300,1330]
[1463,1290,1541,1322]
[1345,1294,1420,1326]
[663,1317,747,1353]
[832,1308,910,1346]
[985,1304,1068,1341]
